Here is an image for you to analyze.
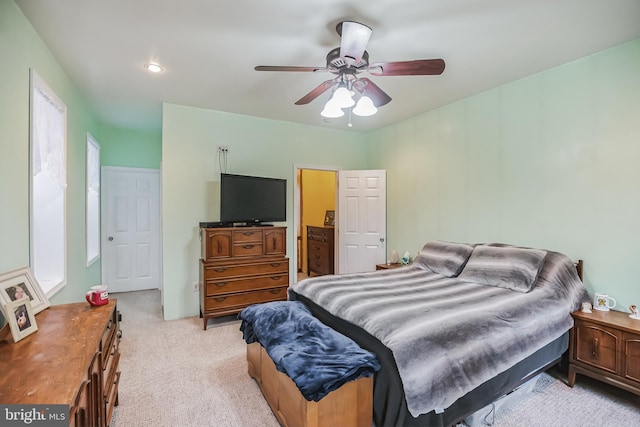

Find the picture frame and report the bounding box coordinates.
[0,267,50,315]
[324,210,335,226]
[3,296,38,343]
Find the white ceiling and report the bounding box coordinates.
[16,0,640,133]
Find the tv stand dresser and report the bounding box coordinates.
[199,225,289,329]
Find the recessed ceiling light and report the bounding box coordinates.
[144,63,163,73]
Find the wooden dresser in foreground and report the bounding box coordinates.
[0,300,121,427]
[568,309,640,396]
[199,225,289,329]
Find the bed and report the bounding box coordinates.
[288,241,590,427]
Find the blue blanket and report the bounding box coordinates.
[239,301,380,401]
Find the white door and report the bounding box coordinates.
[102,167,161,292]
[337,170,386,274]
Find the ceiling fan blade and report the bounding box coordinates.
[359,78,392,107]
[255,66,327,72]
[337,21,372,65]
[368,59,445,76]
[295,79,339,105]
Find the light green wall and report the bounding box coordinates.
[100,123,162,168]
[368,38,640,310]
[0,0,101,304]
[5,0,640,320]
[161,104,367,320]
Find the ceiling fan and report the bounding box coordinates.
[255,21,445,117]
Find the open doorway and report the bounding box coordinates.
[293,165,338,284]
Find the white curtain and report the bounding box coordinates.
[33,85,66,188]
[87,134,100,194]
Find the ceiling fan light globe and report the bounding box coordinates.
[331,86,356,108]
[320,102,345,118]
[353,96,378,116]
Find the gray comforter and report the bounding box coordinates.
[290,243,589,417]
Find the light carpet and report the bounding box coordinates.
[110,290,639,427]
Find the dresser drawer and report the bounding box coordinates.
[309,258,331,275]
[103,348,120,397]
[233,229,263,243]
[309,241,329,257]
[206,273,289,296]
[100,318,117,366]
[201,229,232,260]
[308,227,331,242]
[105,371,121,427]
[204,287,288,311]
[233,243,264,257]
[574,320,618,374]
[203,260,288,280]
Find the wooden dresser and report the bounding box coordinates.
[568,309,640,396]
[0,300,121,427]
[199,225,289,329]
[307,225,334,276]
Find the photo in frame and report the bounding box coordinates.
[324,210,335,226]
[2,296,38,343]
[0,267,50,315]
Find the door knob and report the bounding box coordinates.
[380,238,385,242]
[108,236,114,241]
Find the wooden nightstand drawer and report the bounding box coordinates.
[623,332,640,382]
[573,319,618,373]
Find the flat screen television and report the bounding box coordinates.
[220,173,286,225]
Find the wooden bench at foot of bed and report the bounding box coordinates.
[246,342,373,427]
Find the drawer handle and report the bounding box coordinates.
[106,319,112,330]
[243,245,254,249]
[271,237,277,250]
[315,255,321,259]
[242,231,255,236]
[270,276,282,280]
[270,263,281,267]
[214,282,228,287]
[217,240,222,253]
[592,337,599,359]
[214,297,227,302]
[269,289,282,295]
[213,267,226,272]
[117,330,123,339]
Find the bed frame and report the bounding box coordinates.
[288,259,584,427]
[246,342,373,427]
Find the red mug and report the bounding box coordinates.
[86,285,109,306]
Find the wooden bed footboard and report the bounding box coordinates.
[246,342,373,427]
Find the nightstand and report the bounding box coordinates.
[376,263,405,270]
[568,309,640,396]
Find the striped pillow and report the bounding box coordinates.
[458,245,547,292]
[414,241,474,277]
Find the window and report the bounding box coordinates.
[86,133,100,266]
[30,70,67,296]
